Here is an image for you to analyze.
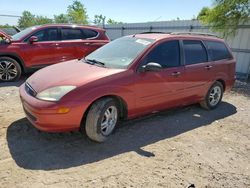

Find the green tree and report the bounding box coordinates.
[107,18,122,25]
[0,24,12,28]
[197,7,210,20]
[94,14,106,26]
[18,11,36,28]
[54,14,69,23]
[35,16,53,25]
[67,0,88,24]
[198,0,250,37]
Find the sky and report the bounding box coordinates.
[0,0,212,25]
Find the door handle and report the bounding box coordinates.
[51,43,60,47]
[84,43,90,45]
[171,72,181,76]
[205,65,213,70]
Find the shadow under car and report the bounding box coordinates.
[7,102,237,171]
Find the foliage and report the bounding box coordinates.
[18,11,36,28]
[35,16,53,25]
[93,15,122,26]
[94,14,106,25]
[67,0,88,24]
[54,14,70,24]
[198,0,250,37]
[17,1,122,28]
[0,24,13,28]
[18,1,88,27]
[18,11,54,28]
[107,18,122,25]
[197,7,210,20]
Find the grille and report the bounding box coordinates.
[25,82,37,97]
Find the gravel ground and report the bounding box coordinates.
[0,78,249,188]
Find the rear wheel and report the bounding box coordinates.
[200,81,223,110]
[0,57,21,82]
[85,98,119,142]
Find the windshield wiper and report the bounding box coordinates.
[86,58,105,67]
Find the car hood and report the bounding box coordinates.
[27,59,126,93]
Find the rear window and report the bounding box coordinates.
[61,28,83,40]
[83,29,98,38]
[183,40,207,65]
[204,41,232,61]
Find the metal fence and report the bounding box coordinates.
[104,20,250,79]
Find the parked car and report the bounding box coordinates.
[0,26,20,36]
[0,24,109,81]
[0,30,9,41]
[20,32,236,142]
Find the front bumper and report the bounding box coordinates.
[19,83,87,132]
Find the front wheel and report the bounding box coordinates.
[85,98,119,142]
[200,81,224,110]
[0,57,22,82]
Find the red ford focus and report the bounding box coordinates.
[20,32,235,142]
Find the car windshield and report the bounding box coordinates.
[12,26,38,41]
[85,37,155,69]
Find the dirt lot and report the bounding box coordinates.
[0,78,249,188]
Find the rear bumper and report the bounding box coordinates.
[19,84,87,132]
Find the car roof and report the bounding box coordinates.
[35,24,105,31]
[131,33,225,42]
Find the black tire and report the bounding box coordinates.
[85,98,119,142]
[200,81,224,110]
[0,57,22,82]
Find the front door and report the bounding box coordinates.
[134,40,187,115]
[21,28,61,67]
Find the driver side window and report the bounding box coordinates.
[33,30,46,41]
[26,28,58,42]
[144,40,180,68]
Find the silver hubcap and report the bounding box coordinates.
[101,106,118,136]
[0,61,18,81]
[209,86,222,106]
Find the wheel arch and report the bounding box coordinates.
[0,53,27,73]
[216,79,226,92]
[80,95,128,131]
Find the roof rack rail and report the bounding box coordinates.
[139,31,170,34]
[170,32,220,38]
[133,31,170,37]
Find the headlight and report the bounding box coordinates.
[36,86,76,101]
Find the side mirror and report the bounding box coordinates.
[29,36,38,44]
[141,62,162,72]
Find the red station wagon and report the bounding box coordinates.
[0,24,109,81]
[20,32,236,142]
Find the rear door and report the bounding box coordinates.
[182,40,213,100]
[56,27,108,62]
[79,28,109,57]
[204,40,235,83]
[56,27,84,62]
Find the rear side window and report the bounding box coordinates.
[47,29,58,41]
[82,29,98,38]
[183,40,207,65]
[61,28,83,40]
[204,41,232,61]
[145,40,180,68]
